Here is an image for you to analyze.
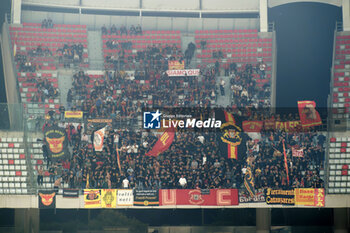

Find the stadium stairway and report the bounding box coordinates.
[215,75,232,107]
[87,30,104,69]
[181,34,196,68]
[57,70,73,108]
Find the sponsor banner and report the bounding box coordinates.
[242,121,263,132]
[292,147,304,157]
[275,121,300,132]
[88,119,113,123]
[239,189,265,203]
[38,190,56,209]
[166,69,200,77]
[298,100,322,128]
[101,189,117,208]
[266,189,295,205]
[134,190,159,206]
[159,189,238,206]
[295,188,325,207]
[117,189,134,206]
[64,111,83,119]
[63,189,79,198]
[44,126,69,162]
[168,60,185,70]
[84,189,101,208]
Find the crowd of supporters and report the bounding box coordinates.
[105,43,183,71]
[27,23,325,193]
[57,43,84,68]
[102,24,142,35]
[22,73,60,102]
[39,111,325,191]
[41,18,54,29]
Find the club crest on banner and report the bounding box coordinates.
[46,136,65,154]
[188,190,204,205]
[39,192,55,206]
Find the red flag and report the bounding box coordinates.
[146,128,175,157]
[298,101,322,128]
[282,139,290,185]
[242,121,263,132]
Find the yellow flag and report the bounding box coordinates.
[101,189,117,208]
[84,189,101,208]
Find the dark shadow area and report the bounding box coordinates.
[270,3,342,108]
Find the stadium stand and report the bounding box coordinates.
[102,30,182,69]
[9,22,89,70]
[0,135,28,194]
[328,136,350,194]
[4,20,326,194]
[332,33,350,112]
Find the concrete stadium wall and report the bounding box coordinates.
[23,0,80,6]
[202,0,259,11]
[21,10,260,31]
[0,24,22,130]
[82,0,140,9]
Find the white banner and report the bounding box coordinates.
[117,189,134,206]
[166,69,200,77]
[94,127,106,152]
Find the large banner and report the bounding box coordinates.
[239,189,265,203]
[44,126,69,162]
[38,190,56,209]
[298,100,322,128]
[159,189,238,206]
[168,60,184,70]
[275,121,300,132]
[295,188,325,207]
[101,189,117,208]
[166,69,200,77]
[134,190,159,206]
[117,189,134,206]
[216,110,247,160]
[146,128,175,157]
[266,189,295,205]
[84,189,101,208]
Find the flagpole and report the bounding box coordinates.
[282,139,290,186]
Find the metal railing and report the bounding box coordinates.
[336,21,343,32]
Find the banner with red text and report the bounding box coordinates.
[295,188,325,207]
[166,69,200,77]
[159,189,238,206]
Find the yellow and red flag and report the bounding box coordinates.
[297,101,322,128]
[146,128,175,157]
[216,110,246,160]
